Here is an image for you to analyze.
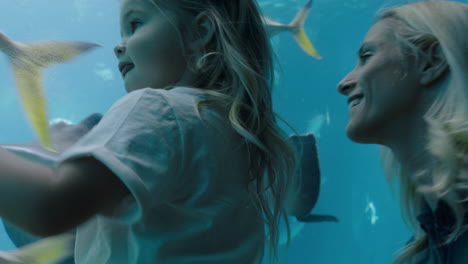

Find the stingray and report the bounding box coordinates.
[266,133,339,245]
[0,32,100,151]
[287,133,338,223]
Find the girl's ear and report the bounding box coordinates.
[419,42,449,86]
[188,11,215,53]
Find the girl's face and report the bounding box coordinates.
[336,19,424,144]
[115,0,191,93]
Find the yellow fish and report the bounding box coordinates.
[0,32,100,151]
[0,233,74,264]
[263,0,321,59]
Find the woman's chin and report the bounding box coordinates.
[346,124,376,144]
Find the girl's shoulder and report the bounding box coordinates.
[108,87,224,131]
[128,87,209,105]
[114,87,205,110]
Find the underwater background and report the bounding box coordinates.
[1,0,467,263]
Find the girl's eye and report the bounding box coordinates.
[130,20,142,33]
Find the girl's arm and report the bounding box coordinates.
[0,147,129,237]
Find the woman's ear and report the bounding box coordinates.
[187,11,215,53]
[419,41,449,86]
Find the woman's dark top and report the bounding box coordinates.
[407,200,468,263]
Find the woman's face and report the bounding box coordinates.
[114,0,191,93]
[337,18,424,144]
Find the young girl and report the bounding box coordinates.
[0,0,297,263]
[337,1,468,263]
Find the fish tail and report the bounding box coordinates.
[2,31,100,152]
[13,65,54,151]
[289,0,321,59]
[17,81,53,149]
[10,233,74,264]
[0,32,16,54]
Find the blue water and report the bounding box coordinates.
[1,0,467,263]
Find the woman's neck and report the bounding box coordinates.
[386,118,439,210]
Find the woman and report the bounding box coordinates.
[337,1,468,263]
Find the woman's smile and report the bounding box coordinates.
[348,93,364,110]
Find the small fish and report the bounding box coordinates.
[365,196,379,225]
[306,110,330,138]
[0,233,74,264]
[263,0,321,59]
[0,32,100,151]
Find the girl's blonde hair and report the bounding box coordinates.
[376,1,468,263]
[149,0,298,262]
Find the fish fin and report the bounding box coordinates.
[9,37,99,151]
[289,0,321,59]
[292,29,321,59]
[263,17,294,37]
[25,41,101,67]
[297,214,339,223]
[0,32,16,54]
[290,0,313,27]
[12,64,53,150]
[10,233,74,264]
[262,16,283,27]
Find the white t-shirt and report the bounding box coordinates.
[58,87,265,264]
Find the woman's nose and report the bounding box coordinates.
[337,73,356,95]
[114,42,126,58]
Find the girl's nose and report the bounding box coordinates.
[337,73,356,95]
[114,42,126,58]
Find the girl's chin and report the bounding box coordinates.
[124,83,144,93]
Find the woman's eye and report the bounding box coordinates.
[130,20,142,33]
[359,51,372,63]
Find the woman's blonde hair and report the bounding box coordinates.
[149,0,298,262]
[377,1,468,263]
